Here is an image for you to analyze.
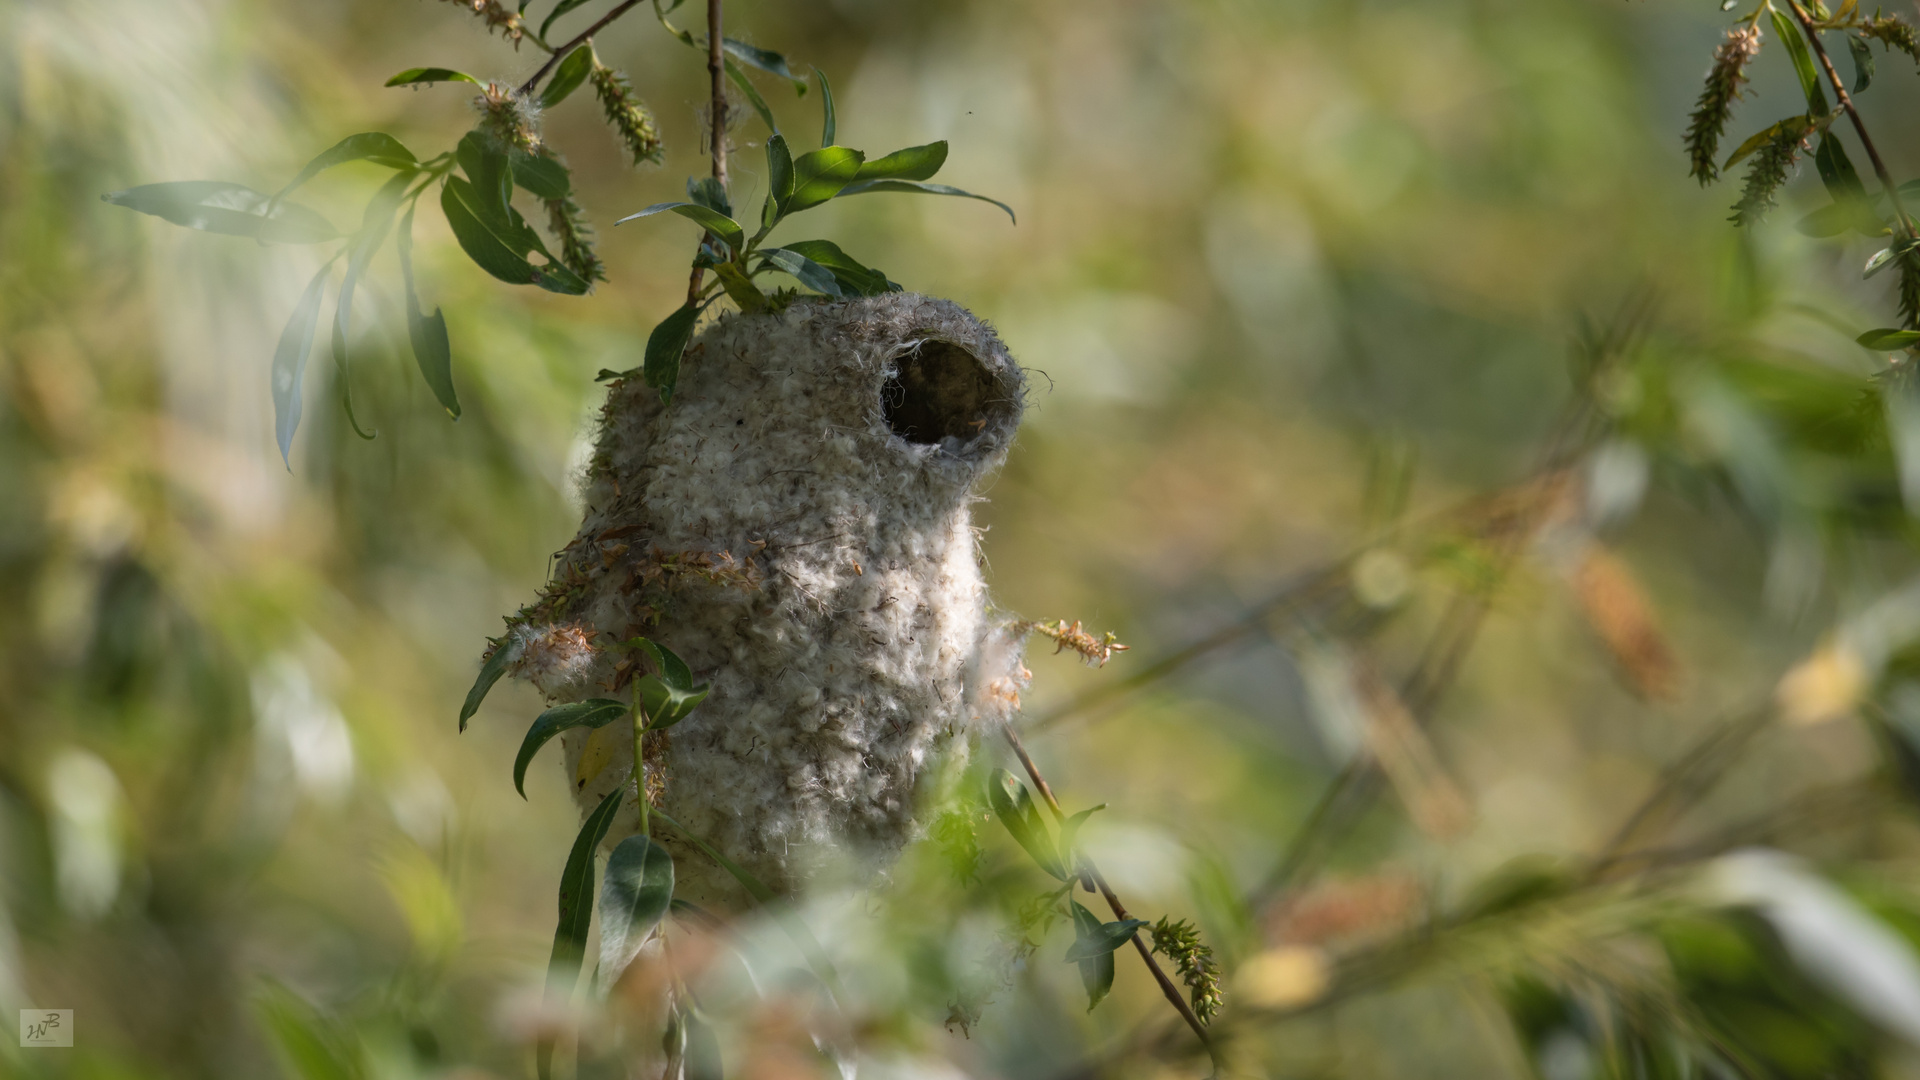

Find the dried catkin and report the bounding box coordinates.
[1686,25,1761,184]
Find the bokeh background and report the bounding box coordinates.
[9,0,1920,1076]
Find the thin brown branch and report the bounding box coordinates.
[1788,1,1918,239]
[1000,724,1221,1070]
[518,0,648,97]
[687,0,729,304]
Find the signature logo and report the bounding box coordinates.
[20,1010,72,1048]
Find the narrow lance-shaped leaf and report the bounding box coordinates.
[1868,246,1900,279]
[1063,915,1148,962]
[442,177,539,285]
[331,171,413,441]
[814,67,835,149]
[540,44,595,109]
[1861,328,1920,350]
[835,178,1017,224]
[686,176,731,217]
[724,56,780,136]
[385,68,481,88]
[270,255,340,468]
[644,302,701,404]
[615,201,745,258]
[1850,33,1877,93]
[1772,8,1831,114]
[272,132,417,210]
[1055,803,1107,867]
[761,132,795,232]
[540,0,597,40]
[1071,900,1117,1011]
[395,203,460,419]
[515,699,628,798]
[459,640,513,731]
[988,769,1067,880]
[102,181,339,244]
[550,784,626,993]
[776,239,893,296]
[723,38,807,92]
[759,247,844,297]
[596,836,675,995]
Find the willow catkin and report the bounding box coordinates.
[545,194,606,285]
[440,0,523,45]
[1731,118,1813,227]
[591,62,664,166]
[1570,545,1680,702]
[1862,15,1920,68]
[1686,25,1762,184]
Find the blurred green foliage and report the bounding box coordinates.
[13,0,1920,1077]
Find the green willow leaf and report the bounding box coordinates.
[723,38,807,92]
[1772,8,1831,114]
[384,67,482,88]
[625,637,709,728]
[1070,900,1117,1011]
[854,141,948,182]
[835,178,1016,223]
[787,146,865,213]
[511,153,572,200]
[615,201,745,257]
[540,0,597,40]
[1055,803,1107,866]
[442,177,540,285]
[540,44,596,109]
[724,56,780,136]
[1868,247,1899,279]
[644,302,701,403]
[988,769,1067,881]
[597,836,675,993]
[550,784,625,994]
[1725,118,1798,170]
[1860,328,1920,349]
[396,204,459,420]
[1063,915,1148,962]
[515,698,628,798]
[1849,33,1876,93]
[687,176,732,217]
[776,239,892,295]
[102,181,339,243]
[457,131,517,228]
[814,67,835,149]
[273,132,417,208]
[459,641,513,731]
[270,257,337,468]
[758,247,844,297]
[331,171,412,441]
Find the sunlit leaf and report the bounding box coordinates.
[540,44,596,108]
[1071,900,1117,1011]
[270,258,335,469]
[776,239,893,296]
[384,67,482,87]
[273,132,417,207]
[1860,328,1920,349]
[255,980,359,1080]
[814,67,835,149]
[1056,803,1106,866]
[786,146,865,213]
[102,181,339,244]
[514,698,628,798]
[615,201,745,258]
[758,247,843,296]
[835,178,1016,223]
[854,141,948,183]
[1771,9,1831,115]
[988,769,1067,881]
[457,131,516,228]
[1867,247,1899,279]
[597,835,674,995]
[395,204,459,419]
[723,38,807,92]
[441,178,539,284]
[459,641,514,732]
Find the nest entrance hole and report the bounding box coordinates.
[882,339,1006,447]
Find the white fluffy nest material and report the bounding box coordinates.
[506,292,1032,907]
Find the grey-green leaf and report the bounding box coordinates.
[597,836,675,995]
[515,698,628,798]
[723,38,807,92]
[854,141,948,182]
[274,132,417,207]
[1860,328,1920,350]
[615,201,745,257]
[103,181,339,244]
[644,303,701,403]
[271,260,334,468]
[541,44,596,109]
[540,0,596,40]
[814,67,835,149]
[1849,33,1876,94]
[385,67,482,88]
[835,179,1016,223]
[1063,916,1147,963]
[778,239,894,296]
[687,176,732,217]
[460,640,514,732]
[787,147,865,213]
[723,56,780,136]
[331,171,412,441]
[1070,900,1117,1011]
[759,247,844,297]
[550,784,625,995]
[396,204,460,419]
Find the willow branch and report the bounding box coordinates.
[1000,724,1220,1068]
[686,0,729,304]
[517,0,648,97]
[1787,1,1917,239]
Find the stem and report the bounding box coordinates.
[1787,1,1918,239]
[1000,724,1221,1069]
[517,0,648,97]
[688,0,729,303]
[633,684,651,839]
